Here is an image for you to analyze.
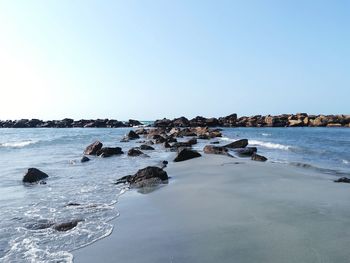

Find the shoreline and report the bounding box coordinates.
[73,155,350,263]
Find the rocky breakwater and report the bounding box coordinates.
[154,114,350,128]
[0,118,143,128]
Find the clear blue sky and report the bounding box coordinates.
[0,0,349,120]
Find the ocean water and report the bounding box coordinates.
[0,127,349,262]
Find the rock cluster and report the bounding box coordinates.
[154,114,350,128]
[0,118,143,128]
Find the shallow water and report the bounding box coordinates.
[0,127,349,262]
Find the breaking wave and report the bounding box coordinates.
[0,140,38,148]
[249,140,291,150]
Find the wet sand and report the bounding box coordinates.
[74,155,350,263]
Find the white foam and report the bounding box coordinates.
[342,160,349,165]
[262,133,271,136]
[0,140,37,148]
[249,140,291,150]
[220,137,234,141]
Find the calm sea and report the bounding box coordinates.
[0,127,349,262]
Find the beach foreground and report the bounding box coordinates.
[74,155,350,263]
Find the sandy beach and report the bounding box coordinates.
[73,155,350,263]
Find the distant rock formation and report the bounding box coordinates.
[0,118,143,128]
[2,114,349,128]
[154,114,350,128]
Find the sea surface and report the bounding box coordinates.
[0,127,349,262]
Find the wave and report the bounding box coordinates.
[249,140,291,150]
[342,160,349,165]
[261,133,271,136]
[0,140,38,148]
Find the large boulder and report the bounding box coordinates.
[203,145,231,156]
[251,153,267,162]
[174,148,201,162]
[23,168,48,183]
[116,166,168,188]
[97,147,124,157]
[224,139,248,149]
[84,141,103,155]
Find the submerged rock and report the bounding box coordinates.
[334,177,350,183]
[25,220,54,230]
[84,141,103,155]
[251,153,267,162]
[23,168,49,183]
[54,219,83,232]
[224,139,248,149]
[80,156,90,163]
[140,144,155,150]
[174,148,201,162]
[128,148,144,156]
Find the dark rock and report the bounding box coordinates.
[174,148,201,162]
[140,144,155,150]
[128,119,143,127]
[81,156,90,163]
[251,153,267,162]
[173,117,190,127]
[23,168,49,183]
[234,147,257,157]
[154,118,172,128]
[224,139,248,149]
[97,147,124,157]
[203,145,232,156]
[187,137,197,145]
[135,128,148,135]
[54,219,82,231]
[66,202,81,206]
[84,141,103,155]
[210,141,220,144]
[128,148,144,156]
[161,160,168,168]
[116,166,168,188]
[154,135,166,144]
[25,220,54,230]
[334,177,350,183]
[127,130,140,140]
[189,116,209,127]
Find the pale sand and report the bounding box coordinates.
[74,155,350,263]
